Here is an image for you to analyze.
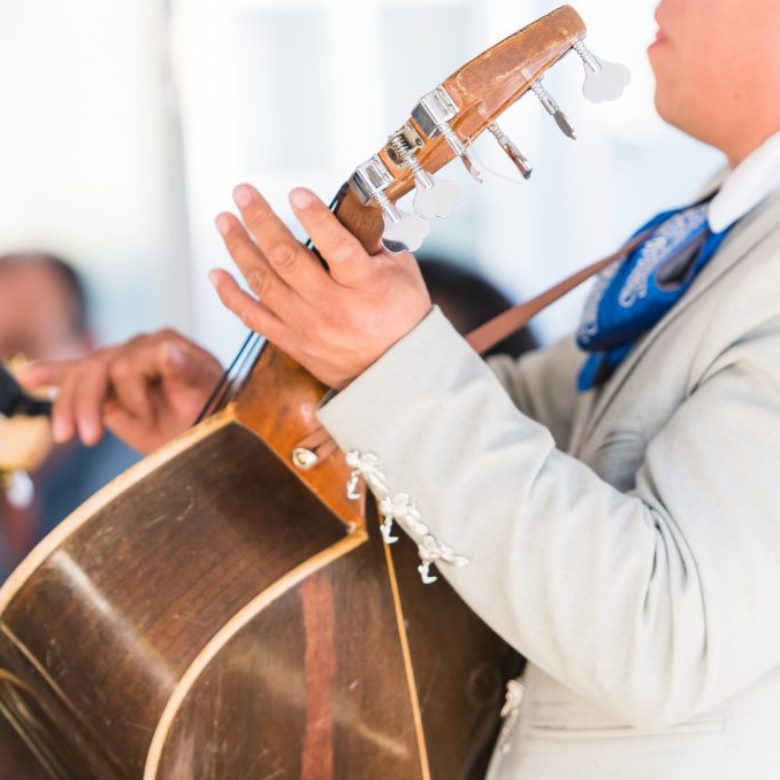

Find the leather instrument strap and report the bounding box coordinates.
[293,228,653,464]
[466,229,651,355]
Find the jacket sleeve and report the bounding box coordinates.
[317,305,780,729]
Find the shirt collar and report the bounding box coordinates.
[708,130,780,233]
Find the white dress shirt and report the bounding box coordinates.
[708,131,780,232]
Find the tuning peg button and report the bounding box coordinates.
[378,197,430,254]
[573,39,631,103]
[413,174,460,219]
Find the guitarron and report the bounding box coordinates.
[0,6,629,777]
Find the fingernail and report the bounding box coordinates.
[52,417,70,443]
[233,185,254,208]
[290,188,314,209]
[208,269,221,287]
[215,214,231,236]
[165,342,186,370]
[79,422,98,445]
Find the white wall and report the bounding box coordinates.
[0,0,190,344]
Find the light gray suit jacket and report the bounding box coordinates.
[318,187,780,779]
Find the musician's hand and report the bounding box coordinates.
[17,331,223,454]
[210,184,432,390]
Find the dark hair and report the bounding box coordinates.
[418,256,537,359]
[0,252,88,335]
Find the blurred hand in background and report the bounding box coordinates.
[20,329,223,456]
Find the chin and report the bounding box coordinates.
[653,92,716,149]
[652,80,676,124]
[653,94,691,136]
[649,56,680,128]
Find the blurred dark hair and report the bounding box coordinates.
[0,252,87,335]
[418,256,537,359]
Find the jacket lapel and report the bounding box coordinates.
[575,188,780,449]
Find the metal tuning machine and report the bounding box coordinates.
[412,86,484,183]
[349,156,430,254]
[572,38,631,103]
[387,125,460,220]
[488,122,532,179]
[529,78,576,140]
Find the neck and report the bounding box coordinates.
[722,125,780,169]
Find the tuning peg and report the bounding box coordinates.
[572,39,631,103]
[441,125,484,183]
[460,154,484,183]
[378,196,430,254]
[488,122,532,179]
[530,79,576,140]
[348,156,431,253]
[389,132,461,219]
[413,86,484,183]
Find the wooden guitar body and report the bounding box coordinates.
[0,346,518,778]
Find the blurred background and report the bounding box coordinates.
[0,0,722,361]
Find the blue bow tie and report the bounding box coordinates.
[577,201,732,391]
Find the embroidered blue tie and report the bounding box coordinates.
[576,201,732,391]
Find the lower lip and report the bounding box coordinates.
[648,32,668,55]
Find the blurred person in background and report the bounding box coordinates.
[418,255,537,359]
[0,252,136,579]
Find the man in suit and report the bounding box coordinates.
[23,0,780,776]
[0,253,137,578]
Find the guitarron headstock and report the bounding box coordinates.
[335,5,630,253]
